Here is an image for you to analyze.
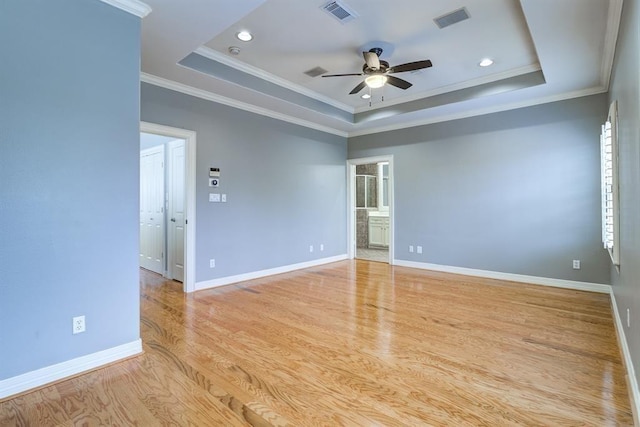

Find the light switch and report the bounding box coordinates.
[209,193,220,202]
[221,194,227,203]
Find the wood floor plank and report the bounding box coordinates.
[0,260,633,426]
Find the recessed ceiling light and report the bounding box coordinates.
[236,31,253,42]
[361,93,371,99]
[479,58,494,67]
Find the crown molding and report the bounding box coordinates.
[353,63,542,114]
[194,46,354,114]
[140,73,349,137]
[99,0,151,18]
[348,85,607,137]
[141,73,607,139]
[600,0,624,90]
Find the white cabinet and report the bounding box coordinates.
[368,216,389,248]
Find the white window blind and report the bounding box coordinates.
[600,101,619,265]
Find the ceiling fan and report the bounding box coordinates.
[322,47,433,95]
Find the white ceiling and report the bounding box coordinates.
[137,0,622,137]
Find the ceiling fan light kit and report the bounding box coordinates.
[365,75,387,89]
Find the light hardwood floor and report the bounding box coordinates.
[1,260,634,425]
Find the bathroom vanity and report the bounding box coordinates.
[368,211,389,248]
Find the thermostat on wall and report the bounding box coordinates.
[209,167,220,177]
[209,178,220,187]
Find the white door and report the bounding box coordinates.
[167,139,185,282]
[140,145,165,274]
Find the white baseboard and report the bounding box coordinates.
[195,254,348,291]
[610,292,640,426]
[0,339,142,400]
[393,260,611,293]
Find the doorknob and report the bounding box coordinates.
[170,218,176,222]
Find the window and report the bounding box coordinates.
[356,175,377,208]
[600,100,620,265]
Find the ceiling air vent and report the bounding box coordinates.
[322,1,358,23]
[304,66,328,78]
[434,7,470,29]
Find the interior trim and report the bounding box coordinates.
[348,85,607,137]
[393,259,611,293]
[346,156,395,264]
[141,73,349,138]
[195,46,353,113]
[601,0,624,89]
[99,0,151,18]
[352,63,542,114]
[195,254,348,291]
[140,122,197,293]
[0,340,143,401]
[142,72,606,139]
[610,291,640,426]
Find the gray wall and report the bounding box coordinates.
[141,83,347,283]
[349,95,611,284]
[0,0,141,379]
[609,0,640,394]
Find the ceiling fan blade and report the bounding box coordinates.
[386,75,413,90]
[388,60,433,74]
[349,81,367,95]
[322,73,364,77]
[363,51,381,70]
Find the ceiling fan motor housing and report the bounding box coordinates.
[363,61,389,74]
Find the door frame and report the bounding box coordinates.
[347,155,394,264]
[140,122,197,293]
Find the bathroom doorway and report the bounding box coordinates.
[347,156,394,264]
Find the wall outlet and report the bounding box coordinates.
[417,246,423,254]
[209,258,215,268]
[309,245,314,253]
[320,244,324,251]
[572,260,581,270]
[409,245,414,253]
[73,315,86,334]
[627,308,631,328]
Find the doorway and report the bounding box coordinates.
[347,156,394,264]
[140,122,196,293]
